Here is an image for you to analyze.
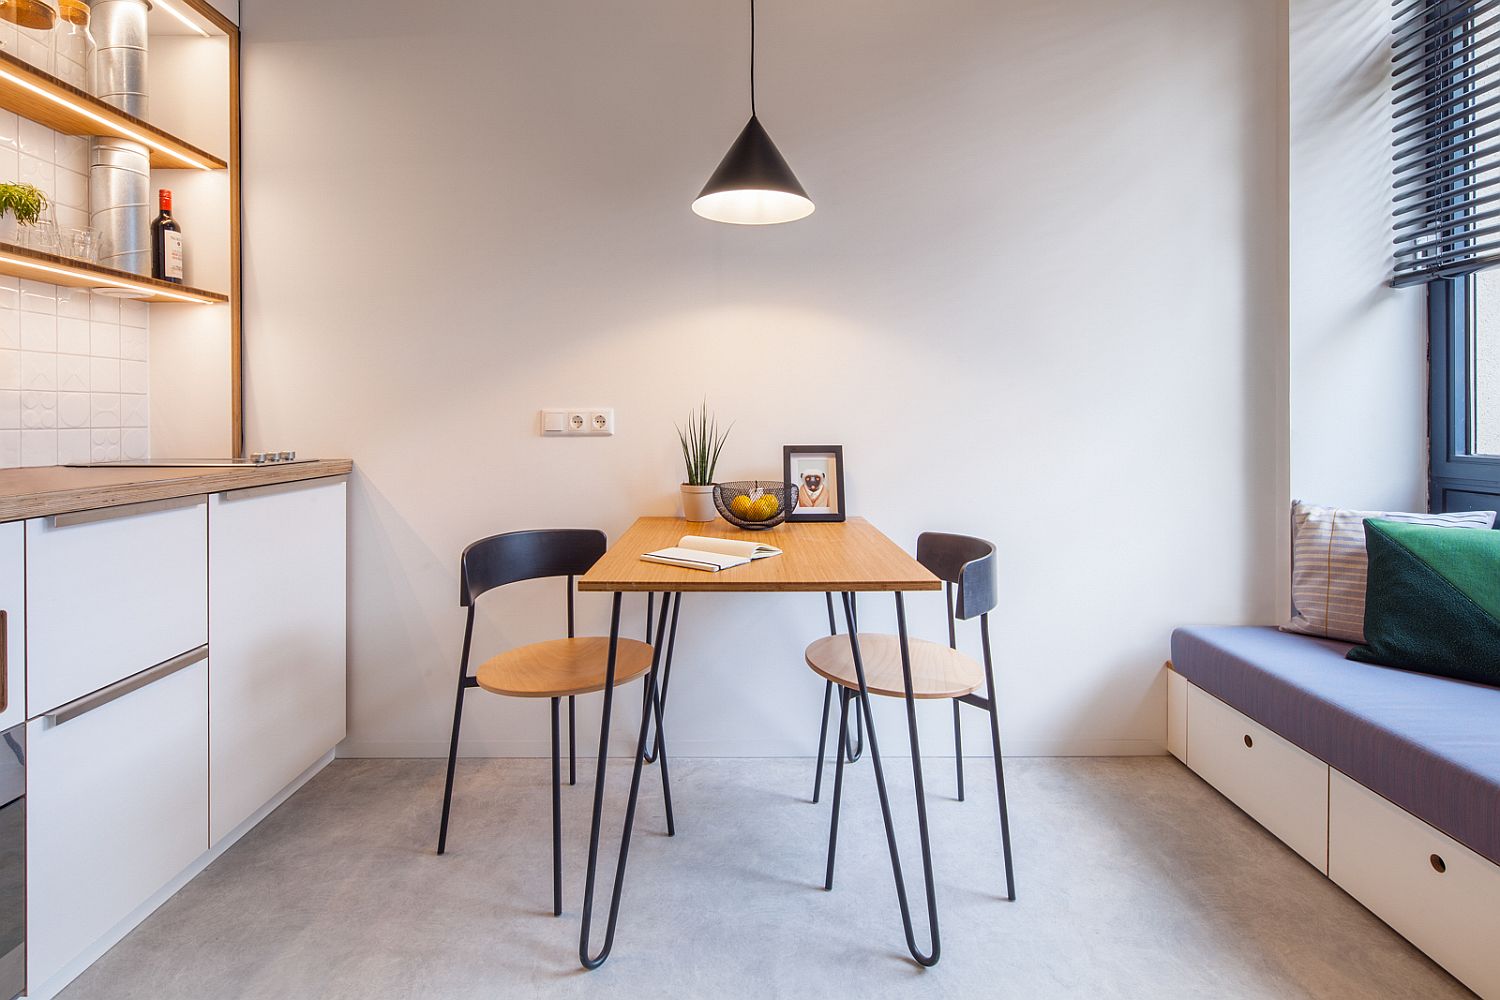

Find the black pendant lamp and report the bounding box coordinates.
[692,0,814,225]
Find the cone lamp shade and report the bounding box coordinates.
[693,115,814,225]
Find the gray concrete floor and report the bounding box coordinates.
[60,756,1472,1000]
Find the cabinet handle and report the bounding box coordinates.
[50,494,205,528]
[216,477,337,503]
[1243,734,1254,748]
[43,645,207,727]
[1430,854,1447,874]
[0,609,6,714]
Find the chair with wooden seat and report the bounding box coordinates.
[436,528,672,917]
[808,531,1014,900]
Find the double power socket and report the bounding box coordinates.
[541,408,615,436]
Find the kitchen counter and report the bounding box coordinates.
[0,460,353,522]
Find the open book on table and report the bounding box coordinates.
[640,534,782,572]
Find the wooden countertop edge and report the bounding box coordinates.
[0,459,354,522]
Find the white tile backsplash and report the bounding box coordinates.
[21,312,54,352]
[21,428,54,467]
[0,109,151,467]
[56,317,87,355]
[57,391,86,428]
[20,352,55,391]
[89,322,118,358]
[55,354,87,392]
[56,428,87,465]
[88,357,118,393]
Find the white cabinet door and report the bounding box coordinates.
[27,658,208,990]
[1186,683,1329,872]
[0,521,22,733]
[209,479,346,844]
[27,498,207,715]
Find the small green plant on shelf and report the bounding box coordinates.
[0,183,47,227]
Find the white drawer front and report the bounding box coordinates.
[208,479,347,843]
[1329,770,1500,1000]
[26,658,208,990]
[1186,683,1329,871]
[26,498,207,715]
[0,520,22,733]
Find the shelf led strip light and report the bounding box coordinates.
[0,248,221,304]
[0,68,216,170]
[154,0,211,37]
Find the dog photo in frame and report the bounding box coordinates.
[783,445,846,522]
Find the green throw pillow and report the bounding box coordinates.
[1347,518,1500,687]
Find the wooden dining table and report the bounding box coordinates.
[573,515,947,969]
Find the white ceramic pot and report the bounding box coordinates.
[680,484,717,522]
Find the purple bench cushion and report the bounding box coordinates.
[1170,625,1500,867]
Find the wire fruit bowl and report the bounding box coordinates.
[713,481,797,529]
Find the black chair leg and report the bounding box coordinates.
[551,696,563,916]
[812,679,833,803]
[437,610,476,856]
[980,614,1015,901]
[568,695,577,786]
[824,687,851,890]
[953,699,965,802]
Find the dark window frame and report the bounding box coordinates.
[1428,274,1500,511]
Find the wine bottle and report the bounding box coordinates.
[151,189,184,284]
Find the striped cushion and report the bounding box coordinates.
[1284,501,1497,642]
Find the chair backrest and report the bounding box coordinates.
[459,528,607,607]
[916,531,997,620]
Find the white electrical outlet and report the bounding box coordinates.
[540,408,615,436]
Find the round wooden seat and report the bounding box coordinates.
[475,637,654,698]
[804,633,982,700]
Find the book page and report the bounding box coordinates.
[679,535,781,559]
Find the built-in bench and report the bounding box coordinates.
[1168,626,1500,999]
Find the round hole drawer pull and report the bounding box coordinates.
[1243,734,1254,748]
[1430,854,1446,874]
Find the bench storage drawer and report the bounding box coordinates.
[1329,769,1500,1000]
[1186,684,1328,871]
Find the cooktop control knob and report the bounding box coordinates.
[251,452,267,464]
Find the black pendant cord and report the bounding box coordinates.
[749,0,756,117]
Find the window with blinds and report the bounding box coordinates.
[1392,0,1500,286]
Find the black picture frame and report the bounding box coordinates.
[783,445,846,522]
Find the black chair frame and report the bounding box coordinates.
[816,532,1015,965]
[436,528,672,919]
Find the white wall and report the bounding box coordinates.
[242,0,1284,758]
[1288,0,1428,513]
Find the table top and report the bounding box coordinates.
[577,516,942,593]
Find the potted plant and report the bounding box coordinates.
[0,183,48,244]
[677,401,730,522]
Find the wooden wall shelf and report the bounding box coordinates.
[0,242,227,304]
[0,51,226,170]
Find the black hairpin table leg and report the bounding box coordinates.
[579,591,674,970]
[643,593,681,765]
[840,590,941,967]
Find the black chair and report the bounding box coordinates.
[436,528,672,916]
[806,531,1014,900]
